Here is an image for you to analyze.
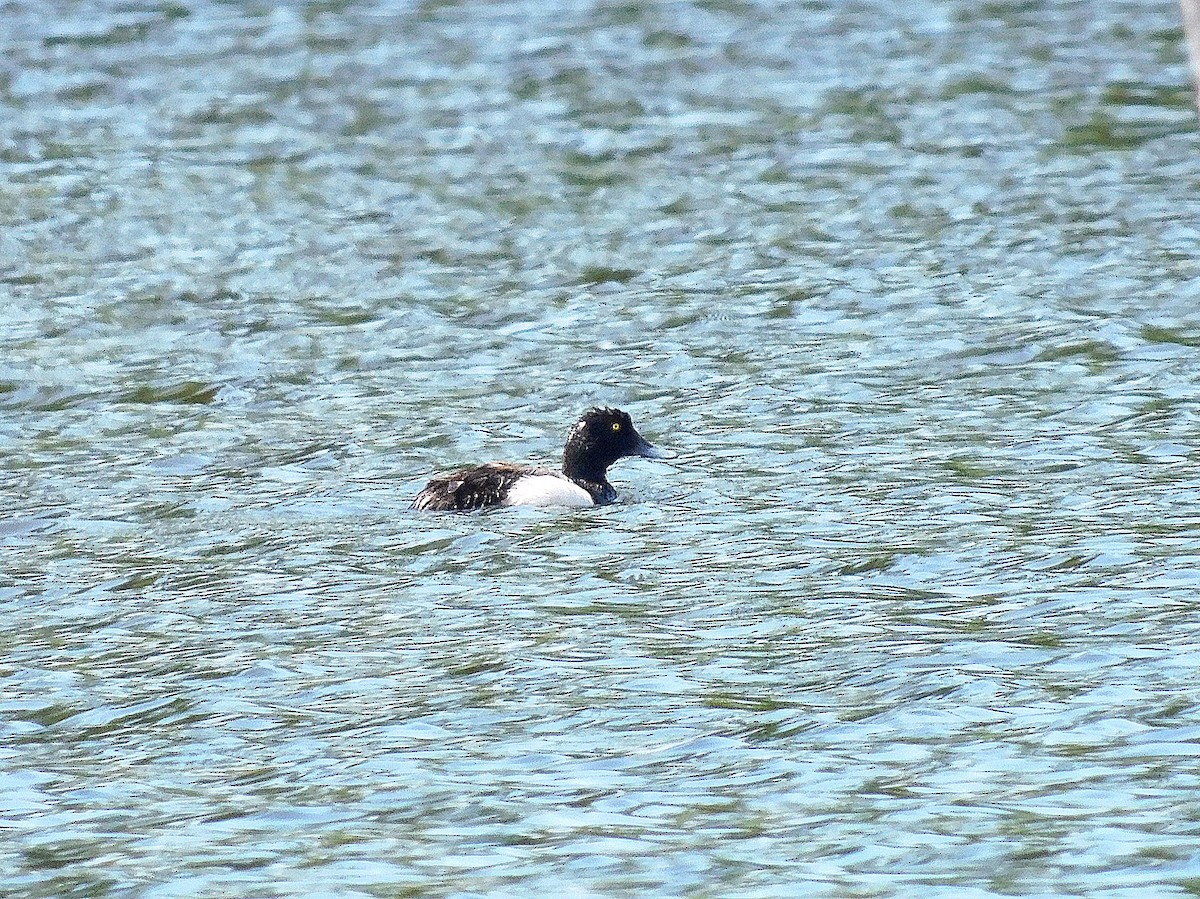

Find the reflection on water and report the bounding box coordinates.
[3,0,1200,896]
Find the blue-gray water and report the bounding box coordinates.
[4,1,1200,896]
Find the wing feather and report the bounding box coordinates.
[412,463,554,512]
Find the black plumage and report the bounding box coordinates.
[411,407,667,513]
[411,462,555,512]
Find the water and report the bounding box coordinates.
[4,1,1200,896]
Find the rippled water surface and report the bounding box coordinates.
[5,1,1200,896]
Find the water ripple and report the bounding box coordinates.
[4,0,1200,896]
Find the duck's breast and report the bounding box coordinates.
[502,473,594,508]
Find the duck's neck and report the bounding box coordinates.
[571,477,616,505]
[563,454,616,505]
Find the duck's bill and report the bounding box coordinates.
[634,436,675,460]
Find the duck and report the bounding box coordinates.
[411,407,668,512]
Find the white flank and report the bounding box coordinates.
[501,474,593,508]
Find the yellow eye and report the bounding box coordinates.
[612,422,621,432]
